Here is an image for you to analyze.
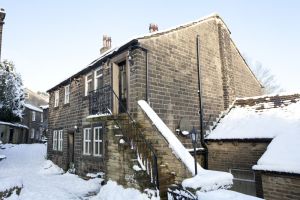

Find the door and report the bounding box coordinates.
[118,61,127,113]
[112,61,128,114]
[68,132,75,167]
[9,128,14,143]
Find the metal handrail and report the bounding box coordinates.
[89,85,159,189]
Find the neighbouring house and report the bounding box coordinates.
[1,88,49,144]
[46,13,262,197]
[0,121,28,144]
[20,88,49,143]
[206,93,300,199]
[40,105,49,142]
[21,104,44,143]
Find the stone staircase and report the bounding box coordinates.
[102,108,193,199]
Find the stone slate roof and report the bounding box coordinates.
[206,93,300,141]
[47,13,231,92]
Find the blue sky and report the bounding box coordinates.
[1,0,300,92]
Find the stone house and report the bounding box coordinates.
[46,13,262,196]
[21,104,44,143]
[0,121,28,144]
[206,93,300,199]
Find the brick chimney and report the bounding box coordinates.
[149,23,158,33]
[100,35,111,54]
[0,8,6,61]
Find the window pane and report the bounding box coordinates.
[100,142,103,155]
[95,143,98,154]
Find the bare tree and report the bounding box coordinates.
[245,56,283,94]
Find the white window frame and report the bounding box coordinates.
[85,73,93,96]
[83,128,91,155]
[58,130,63,151]
[41,113,43,122]
[53,130,58,150]
[94,68,103,90]
[54,90,59,107]
[32,111,36,121]
[64,85,70,104]
[93,126,103,156]
[31,128,35,139]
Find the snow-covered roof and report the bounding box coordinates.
[253,131,300,174]
[40,105,49,110]
[138,100,233,191]
[206,93,300,140]
[25,103,43,112]
[0,121,29,129]
[48,13,231,92]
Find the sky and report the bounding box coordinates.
[1,0,300,93]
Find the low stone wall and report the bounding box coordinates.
[206,140,269,197]
[136,105,192,197]
[261,172,300,200]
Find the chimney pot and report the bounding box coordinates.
[149,23,158,33]
[100,35,112,54]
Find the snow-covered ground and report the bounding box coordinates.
[0,144,160,200]
[0,144,102,200]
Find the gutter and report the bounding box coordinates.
[196,35,208,169]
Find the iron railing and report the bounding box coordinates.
[167,185,197,200]
[89,85,159,189]
[89,85,112,115]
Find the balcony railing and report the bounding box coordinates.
[89,85,112,115]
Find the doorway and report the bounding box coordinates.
[9,128,14,143]
[118,61,127,113]
[68,132,75,170]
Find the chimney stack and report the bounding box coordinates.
[100,35,111,54]
[0,8,6,61]
[149,23,158,33]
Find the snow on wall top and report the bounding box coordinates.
[206,93,300,140]
[253,131,300,174]
[0,121,28,129]
[138,100,233,191]
[39,105,49,110]
[25,103,43,112]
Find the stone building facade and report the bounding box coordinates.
[205,140,270,197]
[47,14,262,196]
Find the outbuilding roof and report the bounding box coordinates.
[206,93,300,140]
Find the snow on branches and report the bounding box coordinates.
[0,60,25,122]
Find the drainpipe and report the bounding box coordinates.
[196,35,208,169]
[129,44,149,103]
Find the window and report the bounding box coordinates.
[31,129,35,139]
[32,111,36,121]
[54,90,59,107]
[41,113,43,122]
[58,130,63,151]
[93,126,103,156]
[64,85,70,104]
[83,128,92,155]
[94,68,103,90]
[85,73,93,96]
[53,130,57,150]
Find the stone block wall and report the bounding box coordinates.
[261,172,300,200]
[206,140,269,197]
[135,17,262,148]
[137,105,192,196]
